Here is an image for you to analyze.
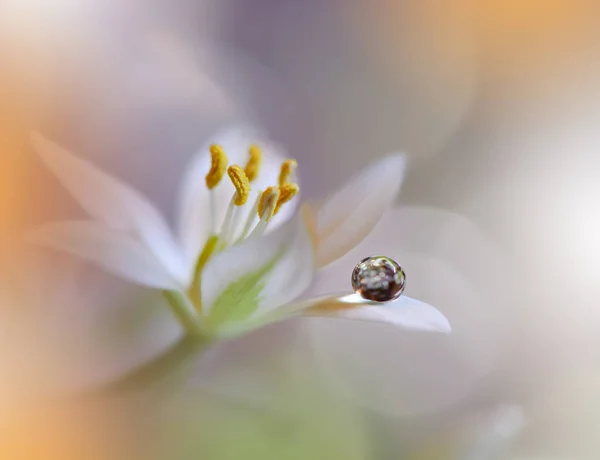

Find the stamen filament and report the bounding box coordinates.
[188,235,219,310]
[249,218,269,239]
[219,197,236,246]
[209,190,217,235]
[237,193,262,242]
[221,203,245,246]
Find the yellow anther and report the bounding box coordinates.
[206,145,228,189]
[274,182,299,215]
[244,144,263,182]
[258,186,280,221]
[278,159,297,187]
[227,165,251,206]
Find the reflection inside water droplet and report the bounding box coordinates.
[351,256,406,302]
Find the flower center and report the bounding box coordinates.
[188,143,299,310]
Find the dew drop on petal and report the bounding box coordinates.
[351,256,406,302]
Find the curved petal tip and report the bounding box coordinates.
[307,293,451,334]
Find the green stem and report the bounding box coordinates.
[75,292,212,398]
[86,335,210,395]
[163,290,203,337]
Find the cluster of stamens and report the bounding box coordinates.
[187,144,299,310]
[204,143,299,247]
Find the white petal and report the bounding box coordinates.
[252,215,315,316]
[177,124,297,268]
[309,294,451,333]
[200,214,315,322]
[27,221,178,289]
[315,154,407,267]
[304,210,506,417]
[31,133,187,284]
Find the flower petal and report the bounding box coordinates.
[304,207,507,416]
[251,215,315,316]
[306,293,451,333]
[314,154,407,267]
[27,221,178,289]
[31,133,187,284]
[200,214,315,328]
[177,125,297,269]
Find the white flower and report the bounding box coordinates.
[27,125,450,340]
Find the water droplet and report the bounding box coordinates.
[351,256,406,302]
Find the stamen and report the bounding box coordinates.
[219,166,251,247]
[205,145,228,189]
[244,145,262,182]
[219,203,236,246]
[274,182,298,215]
[221,203,245,247]
[249,187,280,238]
[237,192,262,242]
[206,145,228,235]
[227,165,251,206]
[258,186,280,222]
[188,235,219,309]
[278,159,297,187]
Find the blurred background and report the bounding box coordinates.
[1,0,600,458]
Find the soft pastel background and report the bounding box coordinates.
[1,1,600,459]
